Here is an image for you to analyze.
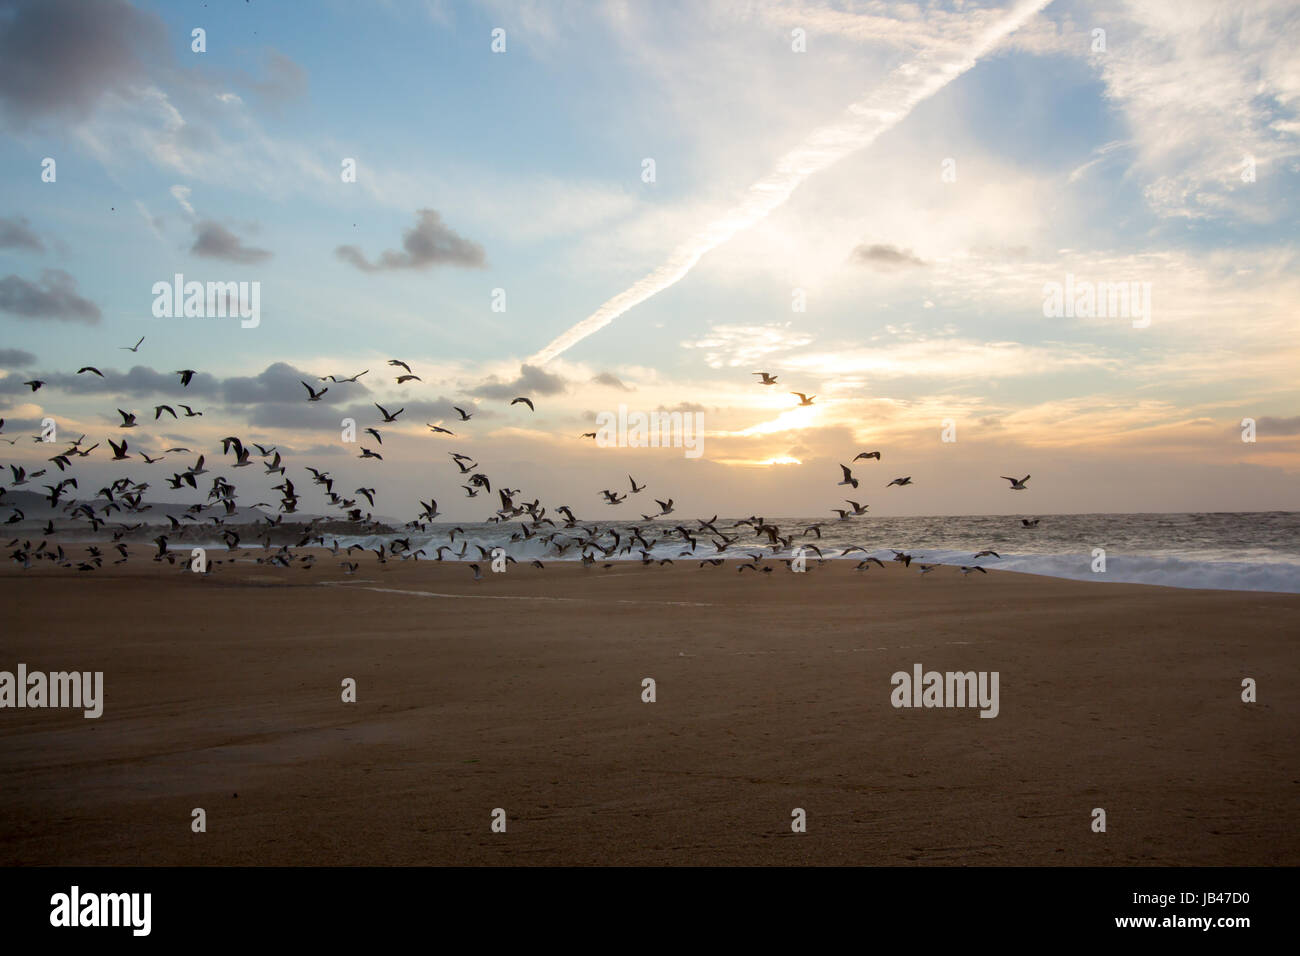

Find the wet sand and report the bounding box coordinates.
[1,556,1296,865]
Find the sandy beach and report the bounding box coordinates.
[1,557,1295,866]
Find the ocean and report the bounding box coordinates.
[303,511,1300,595]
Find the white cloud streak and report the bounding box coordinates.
[527,0,1055,365]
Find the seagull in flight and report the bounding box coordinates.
[1021,518,1039,528]
[119,336,145,352]
[388,359,413,374]
[791,392,815,406]
[837,464,859,489]
[117,409,138,428]
[511,397,534,411]
[753,372,778,385]
[628,475,646,493]
[853,451,881,461]
[427,423,454,435]
[886,476,913,487]
[175,369,196,387]
[1001,474,1030,490]
[453,406,473,421]
[301,381,328,402]
[77,366,104,377]
[375,403,403,422]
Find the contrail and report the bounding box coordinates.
[528,0,1052,366]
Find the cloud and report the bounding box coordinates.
[0,269,99,322]
[523,0,1053,364]
[342,397,481,424]
[0,0,166,126]
[0,414,40,432]
[241,402,349,430]
[0,215,43,251]
[851,243,927,269]
[241,395,477,430]
[471,364,567,400]
[1067,140,1132,184]
[0,348,35,366]
[0,364,217,396]
[1090,0,1300,222]
[282,442,345,457]
[247,50,307,105]
[782,339,1118,381]
[222,363,328,405]
[190,220,272,264]
[592,371,632,390]
[133,200,165,239]
[1257,416,1300,436]
[682,324,815,369]
[335,209,486,272]
[170,185,195,219]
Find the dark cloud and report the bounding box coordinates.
[0,347,35,366]
[472,364,566,400]
[0,215,43,252]
[244,395,482,431]
[0,0,167,126]
[243,402,346,430]
[0,269,99,322]
[222,362,331,405]
[345,397,487,425]
[190,221,273,264]
[0,364,218,397]
[282,443,345,458]
[1257,416,1300,435]
[591,371,632,391]
[0,414,40,432]
[851,243,927,269]
[336,209,485,272]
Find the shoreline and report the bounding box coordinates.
[8,540,1300,595]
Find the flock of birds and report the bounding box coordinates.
[2,347,1040,580]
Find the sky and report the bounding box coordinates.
[1,0,1298,522]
